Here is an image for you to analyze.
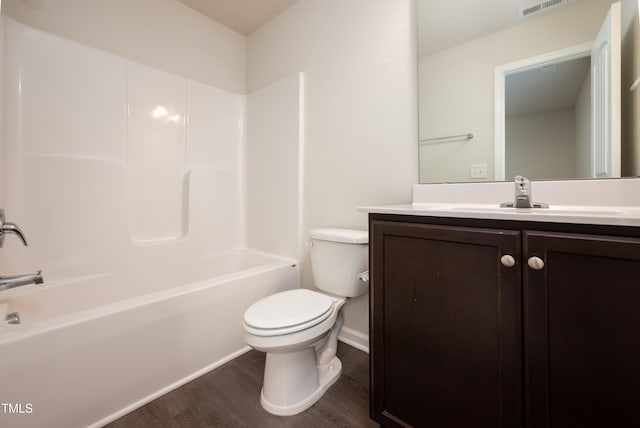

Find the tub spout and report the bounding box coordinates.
[0,270,44,291]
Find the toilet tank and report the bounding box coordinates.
[309,228,368,297]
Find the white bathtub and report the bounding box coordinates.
[0,249,298,428]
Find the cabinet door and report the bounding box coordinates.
[524,231,640,428]
[370,221,521,428]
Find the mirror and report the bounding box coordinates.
[418,0,640,183]
[502,52,592,180]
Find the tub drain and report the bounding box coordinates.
[5,312,20,324]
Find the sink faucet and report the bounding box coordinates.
[500,176,549,208]
[0,271,44,291]
[514,175,534,208]
[0,209,45,291]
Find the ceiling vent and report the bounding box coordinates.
[520,0,567,18]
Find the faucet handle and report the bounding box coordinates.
[514,175,530,192]
[0,209,28,247]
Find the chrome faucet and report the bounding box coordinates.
[0,209,45,292]
[500,176,548,208]
[0,271,44,291]
[0,209,28,247]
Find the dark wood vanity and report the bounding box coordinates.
[369,213,640,428]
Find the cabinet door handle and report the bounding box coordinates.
[527,256,545,270]
[500,255,516,267]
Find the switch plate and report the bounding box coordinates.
[470,164,487,179]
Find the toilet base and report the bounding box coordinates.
[260,355,342,416]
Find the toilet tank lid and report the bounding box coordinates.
[309,228,368,244]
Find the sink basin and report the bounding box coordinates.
[521,207,630,216]
[453,206,630,216]
[359,201,640,227]
[412,203,633,217]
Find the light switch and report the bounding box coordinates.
[470,164,487,179]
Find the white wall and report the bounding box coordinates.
[2,0,246,93]
[246,73,304,261]
[247,0,418,342]
[419,0,614,183]
[505,109,576,180]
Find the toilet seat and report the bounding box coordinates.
[244,289,335,336]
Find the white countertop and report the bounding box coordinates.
[358,179,640,227]
[358,203,640,227]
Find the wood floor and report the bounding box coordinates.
[105,343,379,428]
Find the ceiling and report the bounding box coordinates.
[176,1,593,52]
[418,0,589,57]
[176,0,299,35]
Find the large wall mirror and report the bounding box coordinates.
[418,0,640,183]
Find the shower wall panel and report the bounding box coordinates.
[1,18,244,280]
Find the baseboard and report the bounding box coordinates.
[338,327,369,354]
[89,346,252,428]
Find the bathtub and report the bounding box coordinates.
[0,249,298,428]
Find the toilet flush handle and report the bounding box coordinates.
[358,271,369,283]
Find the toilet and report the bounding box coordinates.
[243,228,369,416]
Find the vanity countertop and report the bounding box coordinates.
[358,203,640,227]
[360,179,640,227]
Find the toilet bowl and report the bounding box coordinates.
[243,228,368,416]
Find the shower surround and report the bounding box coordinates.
[0,18,303,428]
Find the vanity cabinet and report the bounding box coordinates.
[523,231,640,428]
[369,214,640,428]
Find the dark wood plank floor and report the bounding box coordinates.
[105,343,378,428]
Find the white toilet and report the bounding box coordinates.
[243,228,369,416]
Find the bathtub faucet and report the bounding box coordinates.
[0,271,44,291]
[0,209,29,247]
